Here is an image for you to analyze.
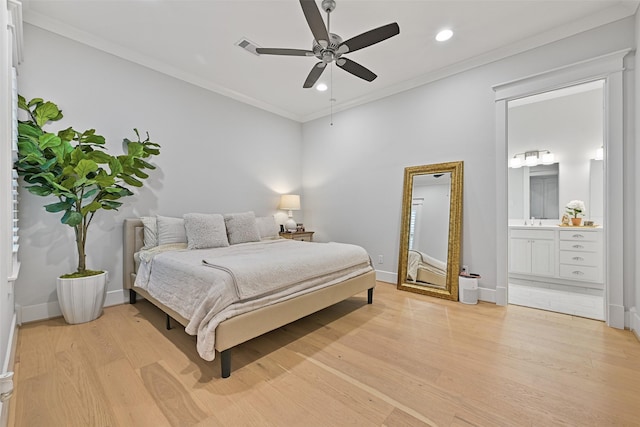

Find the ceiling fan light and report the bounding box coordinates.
[316,83,328,91]
[436,29,453,42]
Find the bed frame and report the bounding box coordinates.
[123,218,375,378]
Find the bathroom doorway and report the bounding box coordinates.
[506,80,605,320]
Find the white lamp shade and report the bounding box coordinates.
[509,156,523,168]
[541,152,555,165]
[279,194,300,210]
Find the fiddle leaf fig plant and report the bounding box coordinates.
[15,95,161,278]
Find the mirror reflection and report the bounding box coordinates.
[407,173,451,288]
[398,161,463,300]
[509,163,559,220]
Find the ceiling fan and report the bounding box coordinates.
[256,0,400,88]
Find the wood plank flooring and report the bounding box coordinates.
[9,282,640,426]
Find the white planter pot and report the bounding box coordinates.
[56,271,108,324]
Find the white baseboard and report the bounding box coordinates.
[375,269,396,284]
[607,303,625,329]
[478,287,496,303]
[630,307,640,341]
[18,289,128,324]
[0,313,18,427]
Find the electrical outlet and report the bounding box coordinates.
[461,265,469,274]
[378,255,384,264]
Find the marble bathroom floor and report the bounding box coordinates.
[508,283,605,320]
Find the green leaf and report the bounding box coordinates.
[94,172,115,188]
[17,139,41,157]
[17,94,28,110]
[61,210,82,226]
[57,127,76,142]
[126,142,144,157]
[82,188,98,199]
[87,150,112,164]
[133,158,156,170]
[132,169,149,179]
[18,123,42,139]
[26,185,52,196]
[34,102,61,127]
[81,201,102,216]
[101,200,123,210]
[82,134,106,145]
[108,157,123,176]
[45,201,72,213]
[74,159,98,178]
[120,174,142,187]
[39,133,62,150]
[70,147,86,165]
[27,97,43,107]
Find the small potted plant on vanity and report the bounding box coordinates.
[565,200,585,226]
[15,96,160,324]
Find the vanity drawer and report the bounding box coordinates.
[559,240,600,252]
[510,229,555,240]
[559,251,601,266]
[559,230,602,243]
[559,264,601,282]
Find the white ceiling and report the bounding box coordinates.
[21,0,639,122]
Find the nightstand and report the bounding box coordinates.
[279,231,314,242]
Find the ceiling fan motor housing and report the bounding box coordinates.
[313,33,343,63]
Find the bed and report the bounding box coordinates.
[123,217,376,378]
[406,249,447,288]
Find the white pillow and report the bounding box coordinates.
[156,215,187,245]
[224,211,261,245]
[140,216,158,249]
[184,213,229,249]
[256,215,280,240]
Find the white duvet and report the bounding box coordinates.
[134,239,372,360]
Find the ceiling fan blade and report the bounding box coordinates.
[337,22,400,54]
[336,58,377,82]
[303,62,327,88]
[256,48,314,56]
[299,0,329,48]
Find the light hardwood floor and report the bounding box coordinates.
[9,282,640,426]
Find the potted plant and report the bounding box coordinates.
[15,95,160,324]
[565,200,585,226]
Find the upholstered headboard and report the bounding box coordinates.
[123,218,144,290]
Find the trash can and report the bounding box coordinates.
[459,276,478,304]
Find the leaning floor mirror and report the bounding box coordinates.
[397,161,463,300]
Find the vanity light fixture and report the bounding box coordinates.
[509,150,555,168]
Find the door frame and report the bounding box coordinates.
[493,49,631,328]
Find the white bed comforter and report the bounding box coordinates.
[134,239,372,360]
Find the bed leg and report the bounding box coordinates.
[129,289,137,304]
[221,350,231,378]
[368,287,374,304]
[166,314,172,330]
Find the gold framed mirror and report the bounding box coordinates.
[397,161,463,300]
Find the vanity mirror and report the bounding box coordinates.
[397,161,463,300]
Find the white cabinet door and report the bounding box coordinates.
[530,239,555,276]
[509,238,531,274]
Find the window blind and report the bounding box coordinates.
[11,67,19,276]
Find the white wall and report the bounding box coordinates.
[634,9,640,336]
[15,25,303,316]
[302,17,635,296]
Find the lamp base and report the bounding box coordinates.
[285,218,297,232]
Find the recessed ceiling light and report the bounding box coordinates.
[436,29,453,42]
[316,83,328,92]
